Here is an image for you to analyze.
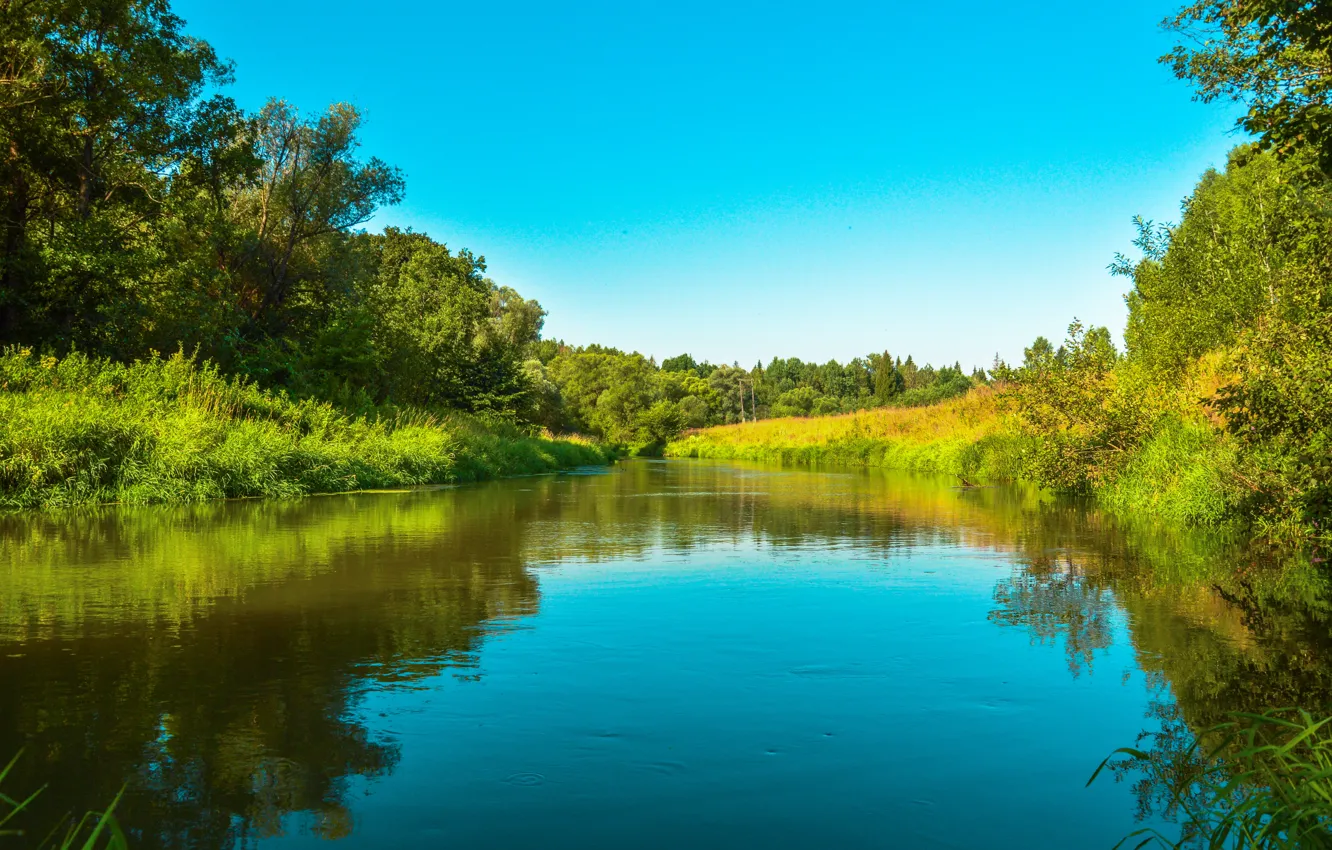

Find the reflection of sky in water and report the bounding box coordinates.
[1,459,1325,849]
[276,543,1151,849]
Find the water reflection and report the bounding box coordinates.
[0,460,1328,848]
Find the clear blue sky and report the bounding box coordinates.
[175,0,1242,370]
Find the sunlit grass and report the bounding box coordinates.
[666,386,1242,526]
[0,348,611,509]
[675,385,1004,446]
[665,387,1027,482]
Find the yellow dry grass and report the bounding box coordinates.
[677,386,1006,448]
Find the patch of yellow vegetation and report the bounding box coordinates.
[678,386,1007,448]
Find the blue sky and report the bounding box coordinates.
[175,0,1243,370]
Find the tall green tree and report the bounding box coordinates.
[246,99,404,327]
[365,228,538,414]
[0,0,230,347]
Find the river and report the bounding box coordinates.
[2,459,1329,848]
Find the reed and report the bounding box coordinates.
[1091,710,1332,849]
[0,752,128,849]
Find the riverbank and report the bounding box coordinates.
[0,349,611,510]
[665,386,1021,475]
[664,387,1242,528]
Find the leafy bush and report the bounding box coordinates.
[1216,276,1332,537]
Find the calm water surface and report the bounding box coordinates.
[2,460,1330,848]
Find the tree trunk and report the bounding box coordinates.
[77,135,94,218]
[0,139,29,339]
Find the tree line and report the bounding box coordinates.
[524,342,983,445]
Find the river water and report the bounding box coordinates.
[2,460,1329,849]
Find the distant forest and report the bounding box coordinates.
[528,342,983,443]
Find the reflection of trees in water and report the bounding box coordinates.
[989,558,1118,677]
[0,485,556,848]
[976,500,1332,830]
[3,460,1332,846]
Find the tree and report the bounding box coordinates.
[636,400,684,445]
[1115,150,1325,373]
[365,228,535,414]
[772,386,818,418]
[1164,0,1332,167]
[247,100,404,325]
[872,350,904,403]
[708,364,750,424]
[661,352,700,374]
[0,0,231,346]
[996,322,1167,492]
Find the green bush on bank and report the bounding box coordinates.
[0,349,610,510]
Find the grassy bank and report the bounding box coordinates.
[0,349,611,510]
[666,387,1023,476]
[665,387,1242,527]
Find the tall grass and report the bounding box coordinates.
[665,388,1027,482]
[1098,416,1243,527]
[1091,710,1332,849]
[665,387,1243,526]
[0,348,611,509]
[1,752,127,849]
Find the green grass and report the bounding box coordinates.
[1,751,127,849]
[1098,416,1244,528]
[0,348,611,509]
[1092,710,1332,849]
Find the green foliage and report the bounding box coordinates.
[1117,150,1327,374]
[0,348,609,509]
[772,386,819,418]
[1138,0,1332,539]
[547,349,661,443]
[1092,710,1332,849]
[1164,1,1332,168]
[1,751,127,848]
[1102,143,1332,537]
[364,228,540,414]
[636,400,684,447]
[871,350,905,403]
[1098,416,1242,527]
[0,2,542,426]
[661,352,712,377]
[889,364,973,408]
[996,321,1164,493]
[1216,272,1332,533]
